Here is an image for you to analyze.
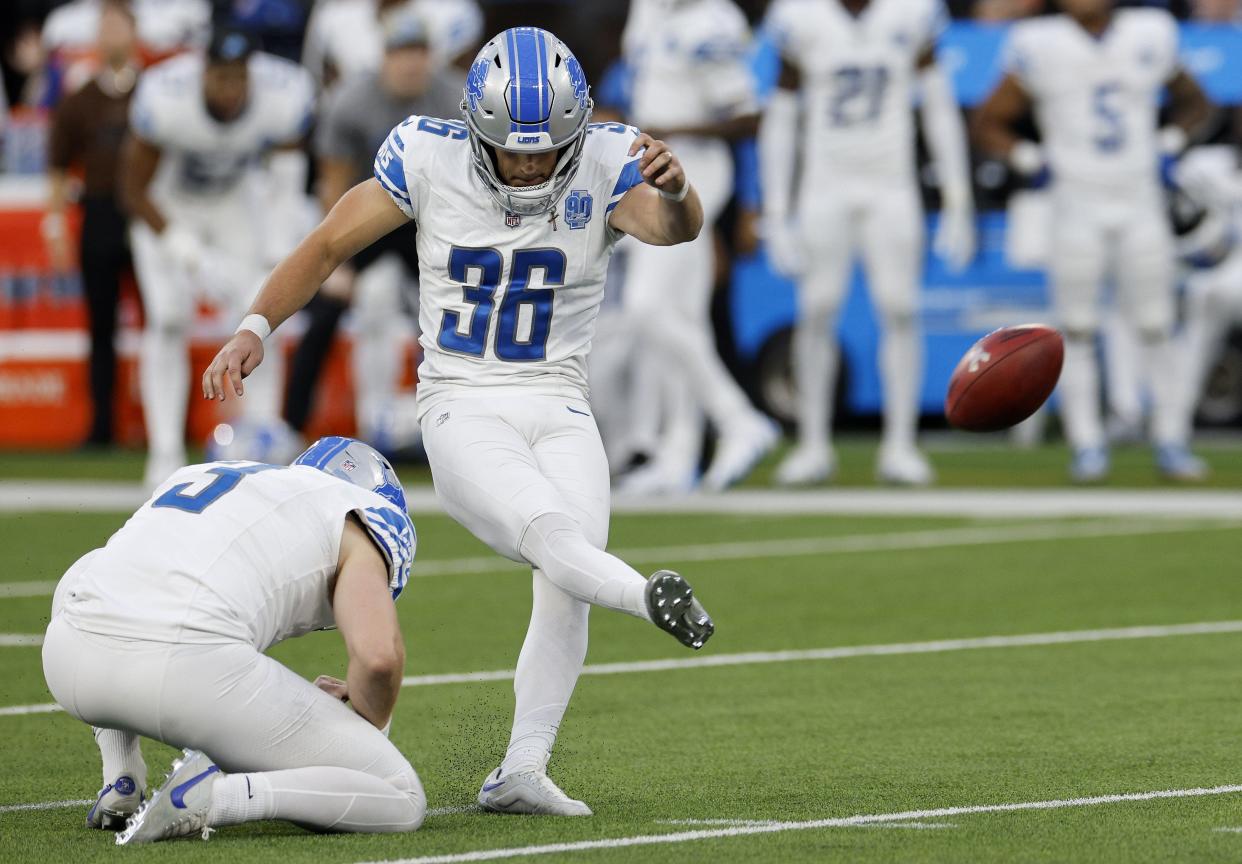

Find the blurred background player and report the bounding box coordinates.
[42,438,422,841]
[43,0,138,447]
[120,29,315,488]
[302,0,482,88]
[973,0,1213,482]
[613,0,776,495]
[283,9,464,447]
[760,0,976,487]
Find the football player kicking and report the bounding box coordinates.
[42,437,421,843]
[973,0,1213,482]
[760,0,976,487]
[204,28,715,817]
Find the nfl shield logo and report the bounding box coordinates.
[564,190,593,230]
[505,211,522,228]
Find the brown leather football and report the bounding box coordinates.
[945,324,1064,432]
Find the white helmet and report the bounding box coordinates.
[461,27,593,216]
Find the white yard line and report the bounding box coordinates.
[0,633,42,646]
[5,620,1242,716]
[355,785,1242,864]
[0,798,92,813]
[0,581,61,599]
[2,518,1235,602]
[3,482,1242,518]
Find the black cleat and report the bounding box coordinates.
[645,570,714,650]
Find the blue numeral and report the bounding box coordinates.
[830,65,889,127]
[416,117,468,140]
[152,464,280,514]
[1092,83,1125,153]
[439,247,503,356]
[497,249,564,361]
[440,247,562,362]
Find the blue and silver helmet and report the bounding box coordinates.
[461,27,593,216]
[293,436,408,515]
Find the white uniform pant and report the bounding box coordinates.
[42,616,425,832]
[1046,185,1183,449]
[621,137,754,471]
[793,176,924,450]
[420,393,648,773]
[130,186,282,477]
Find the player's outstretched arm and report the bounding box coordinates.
[1165,68,1214,146]
[202,178,408,400]
[331,515,406,733]
[607,133,703,246]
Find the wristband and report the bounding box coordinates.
[1009,141,1045,177]
[236,313,272,341]
[658,181,690,203]
[1158,125,1188,157]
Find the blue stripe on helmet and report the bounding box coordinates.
[293,435,353,470]
[510,28,548,129]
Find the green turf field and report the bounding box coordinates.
[2,448,1242,862]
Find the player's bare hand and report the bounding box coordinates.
[314,675,349,702]
[629,133,686,196]
[202,330,264,401]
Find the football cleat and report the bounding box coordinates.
[116,749,220,845]
[86,775,144,831]
[775,444,835,487]
[1069,446,1110,484]
[1155,444,1208,482]
[615,458,698,497]
[701,416,779,492]
[876,445,934,487]
[645,570,714,650]
[477,767,592,816]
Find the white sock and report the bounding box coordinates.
[500,571,589,776]
[1143,332,1189,447]
[879,314,921,452]
[1059,335,1105,450]
[140,325,189,463]
[210,767,425,833]
[518,513,649,619]
[792,310,838,451]
[93,727,145,788]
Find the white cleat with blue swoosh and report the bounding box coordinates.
[477,767,592,816]
[116,749,220,844]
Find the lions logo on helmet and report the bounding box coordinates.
[460,27,594,217]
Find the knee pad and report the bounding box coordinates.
[386,763,427,830]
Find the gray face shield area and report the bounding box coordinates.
[462,27,593,217]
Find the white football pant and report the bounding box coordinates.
[130,184,283,485]
[1048,186,1185,450]
[792,177,924,453]
[43,615,425,833]
[622,137,756,474]
[350,254,415,441]
[421,393,649,775]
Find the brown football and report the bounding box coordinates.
[945,324,1064,432]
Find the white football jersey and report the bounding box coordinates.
[373,117,648,414]
[1005,9,1179,196]
[130,51,315,198]
[55,463,415,651]
[623,0,758,131]
[766,0,947,182]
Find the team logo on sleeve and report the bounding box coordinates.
[564,190,593,229]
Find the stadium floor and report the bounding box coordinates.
[2,440,1241,862]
